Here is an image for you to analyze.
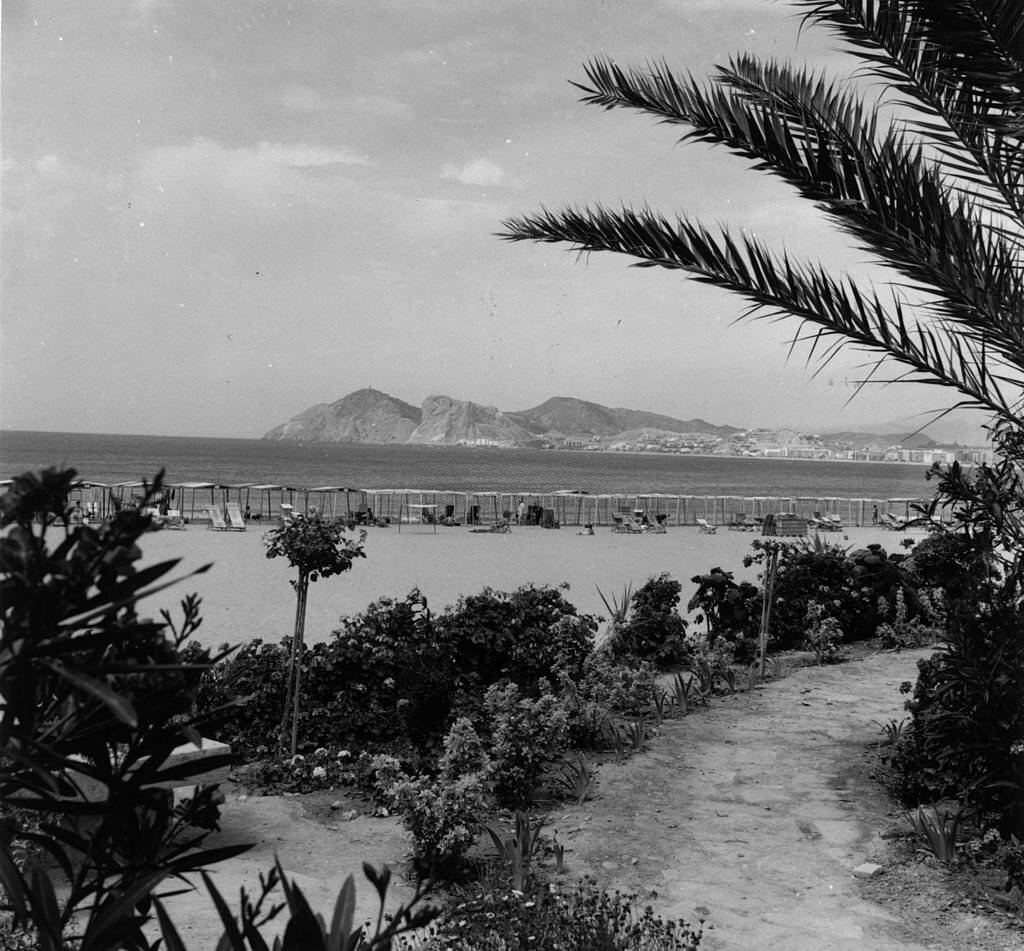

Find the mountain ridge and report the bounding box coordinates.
[264,389,987,448]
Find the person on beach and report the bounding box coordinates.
[516,498,526,525]
[578,523,594,535]
[872,505,879,525]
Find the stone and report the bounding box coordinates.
[853,862,884,879]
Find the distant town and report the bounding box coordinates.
[554,428,995,466]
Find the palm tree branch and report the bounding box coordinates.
[794,0,1024,221]
[499,205,1021,422]
[574,56,1024,357]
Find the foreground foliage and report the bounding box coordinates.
[0,468,436,949]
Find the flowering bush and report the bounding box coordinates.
[803,601,842,664]
[374,719,491,879]
[483,681,570,807]
[232,746,358,794]
[422,877,702,950]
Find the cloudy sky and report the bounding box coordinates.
[2,0,979,438]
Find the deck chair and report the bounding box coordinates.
[225,501,247,531]
[696,517,717,534]
[649,513,668,534]
[205,504,228,531]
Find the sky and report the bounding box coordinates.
[1,0,989,439]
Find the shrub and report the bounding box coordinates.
[425,877,703,950]
[374,718,491,879]
[803,601,841,664]
[483,680,570,807]
[435,584,596,694]
[609,573,691,667]
[687,567,761,659]
[194,638,290,759]
[0,468,243,948]
[892,596,1024,831]
[198,584,598,763]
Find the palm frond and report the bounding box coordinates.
[574,57,1024,363]
[500,204,1022,423]
[795,0,1024,220]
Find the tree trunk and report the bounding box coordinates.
[289,578,309,757]
[279,572,309,754]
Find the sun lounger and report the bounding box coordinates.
[696,517,717,534]
[205,504,228,531]
[470,519,510,534]
[224,501,247,531]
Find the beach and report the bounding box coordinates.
[138,521,924,649]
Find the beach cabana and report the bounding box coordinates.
[397,501,437,533]
[304,486,367,520]
[245,484,286,520]
[171,482,219,522]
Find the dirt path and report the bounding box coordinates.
[163,648,1022,948]
[552,648,1020,951]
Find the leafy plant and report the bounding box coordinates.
[264,513,366,755]
[156,860,437,951]
[373,719,491,880]
[483,681,570,807]
[0,467,248,951]
[482,810,546,890]
[604,574,690,668]
[686,568,760,659]
[803,601,842,665]
[906,805,961,864]
[552,752,598,804]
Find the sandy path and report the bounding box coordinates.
[550,648,969,951]
[156,648,1022,949]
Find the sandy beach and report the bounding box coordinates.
[138,521,924,650]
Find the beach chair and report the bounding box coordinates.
[696,517,717,534]
[225,501,247,531]
[649,513,668,534]
[205,504,228,531]
[729,513,750,531]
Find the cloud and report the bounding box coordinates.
[138,138,369,209]
[276,84,334,114]
[441,158,506,187]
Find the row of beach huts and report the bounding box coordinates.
[56,480,937,530]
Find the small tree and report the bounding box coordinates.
[264,514,366,755]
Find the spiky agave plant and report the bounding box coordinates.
[501,0,1024,428]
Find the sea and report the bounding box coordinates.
[0,430,936,501]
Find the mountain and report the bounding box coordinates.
[262,390,729,446]
[407,395,536,447]
[263,388,421,442]
[507,396,737,438]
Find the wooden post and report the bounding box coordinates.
[759,547,780,682]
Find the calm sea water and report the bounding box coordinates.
[0,430,935,500]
